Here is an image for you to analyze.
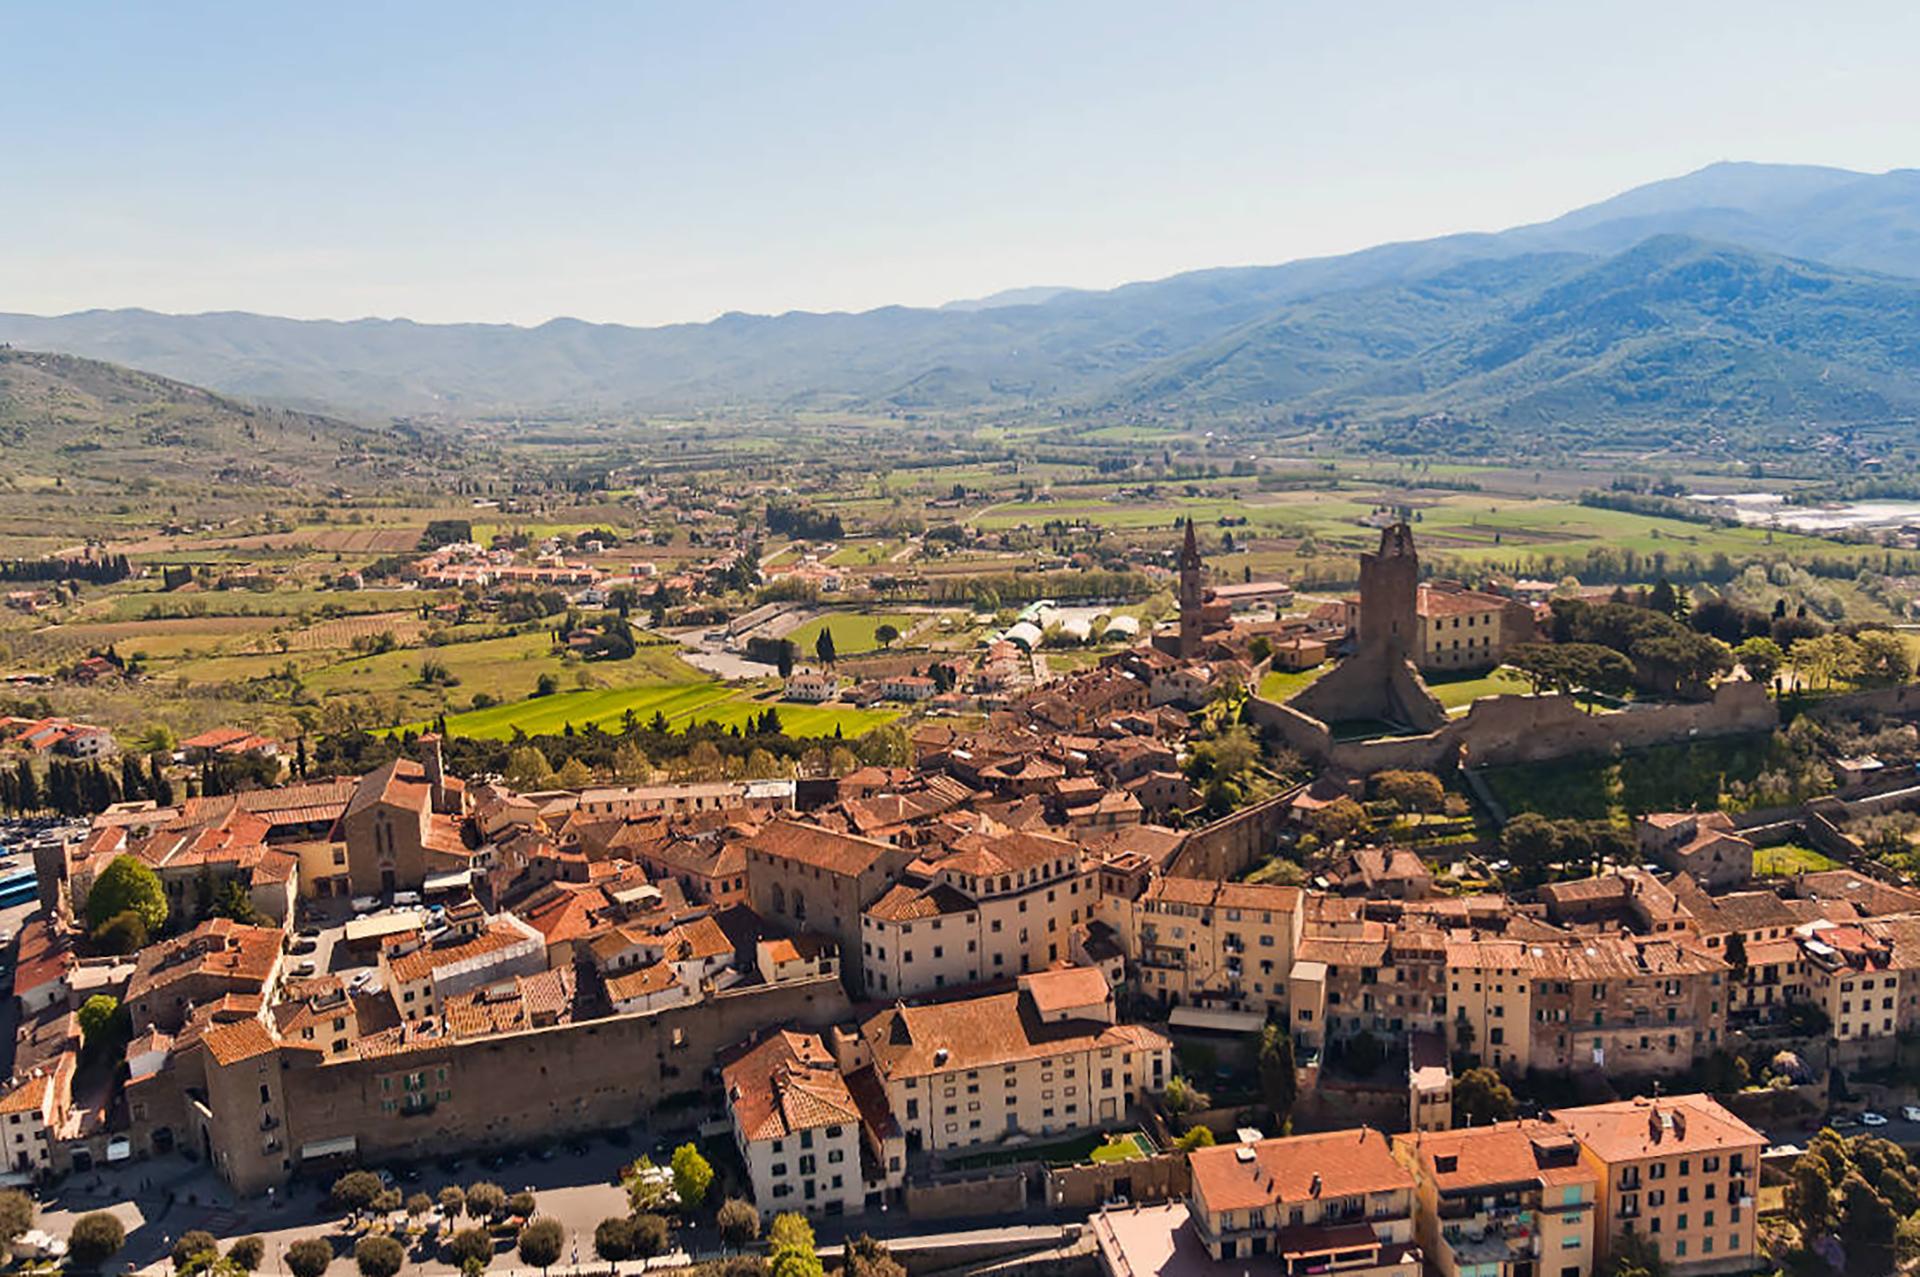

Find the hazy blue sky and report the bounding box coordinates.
[3,1,1916,326]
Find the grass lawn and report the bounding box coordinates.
[1426,665,1532,711]
[1480,731,1804,824]
[1257,663,1330,701]
[945,1128,1152,1170]
[1088,1132,1155,1164]
[1754,843,1841,876]
[784,612,918,657]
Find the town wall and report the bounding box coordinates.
[904,1169,1028,1220]
[1046,1152,1189,1210]
[1249,678,1778,776]
[261,976,852,1188]
[1169,789,1297,881]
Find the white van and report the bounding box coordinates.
[351,895,380,915]
[393,891,422,907]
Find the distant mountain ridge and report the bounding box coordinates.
[7,161,1920,436]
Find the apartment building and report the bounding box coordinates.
[0,1063,72,1177]
[1397,1119,1598,1277]
[747,821,915,994]
[858,967,1170,1154]
[377,915,546,1024]
[1291,923,1447,1052]
[1126,877,1303,1022]
[1185,1128,1421,1277]
[1794,920,1908,1061]
[1550,1095,1761,1277]
[722,1030,866,1217]
[1522,935,1728,1077]
[860,830,1095,997]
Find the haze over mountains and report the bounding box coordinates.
[7,161,1920,439]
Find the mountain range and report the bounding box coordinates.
[7,161,1920,441]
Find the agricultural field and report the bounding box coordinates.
[409,679,900,741]
[783,611,923,657]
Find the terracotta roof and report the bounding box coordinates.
[748,821,900,877]
[1022,966,1109,1015]
[386,921,536,985]
[605,962,680,1003]
[723,1030,860,1143]
[200,1018,281,1067]
[1550,1093,1762,1162]
[862,988,1168,1079]
[1142,876,1302,915]
[1402,1119,1593,1194]
[1190,1127,1410,1213]
[0,1073,55,1117]
[127,919,282,1004]
[867,880,975,923]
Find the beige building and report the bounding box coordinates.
[747,821,916,995]
[339,745,470,896]
[1185,1127,1420,1277]
[861,830,1094,997]
[858,967,1169,1154]
[1397,1119,1599,1277]
[1124,877,1303,1021]
[0,1063,72,1178]
[1550,1094,1761,1277]
[723,1030,866,1217]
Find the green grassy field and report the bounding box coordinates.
[1481,732,1801,824]
[1427,666,1532,710]
[411,680,901,741]
[1754,843,1842,876]
[784,612,919,657]
[1257,663,1331,701]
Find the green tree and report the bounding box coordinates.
[465,1181,507,1219]
[1307,796,1367,844]
[553,757,595,789]
[1454,1067,1518,1126]
[78,994,126,1056]
[815,626,837,667]
[1841,1171,1900,1272]
[506,1191,537,1220]
[1598,1231,1668,1277]
[67,1212,127,1270]
[1175,1125,1216,1152]
[592,1218,635,1263]
[353,1234,405,1277]
[1855,629,1913,685]
[1372,769,1445,813]
[227,1237,267,1272]
[174,1232,222,1272]
[515,1219,565,1277]
[1733,636,1784,686]
[85,854,167,932]
[842,1235,905,1277]
[631,1215,670,1259]
[285,1240,334,1277]
[1786,1151,1835,1241]
[1257,1023,1298,1125]
[873,623,900,649]
[717,1198,760,1249]
[91,908,149,955]
[0,1190,31,1244]
[671,1142,714,1210]
[331,1171,384,1216]
[404,1194,433,1222]
[445,1229,493,1270]
[769,1213,823,1277]
[437,1186,467,1219]
[504,746,555,790]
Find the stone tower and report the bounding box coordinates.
[1358,521,1419,656]
[1178,517,1205,659]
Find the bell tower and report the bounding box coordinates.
[1178,518,1204,659]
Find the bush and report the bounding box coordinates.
[67,1213,127,1270]
[506,1191,537,1220]
[354,1234,406,1277]
[285,1239,334,1277]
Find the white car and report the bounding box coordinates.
[1861,1111,1889,1127]
[291,959,317,977]
[351,895,380,914]
[1903,1106,1920,1123]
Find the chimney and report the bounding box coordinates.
[1309,1172,1322,1198]
[422,734,447,812]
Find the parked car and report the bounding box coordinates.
[291,959,317,977]
[1862,1111,1889,1127]
[351,895,380,914]
[1901,1105,1920,1123]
